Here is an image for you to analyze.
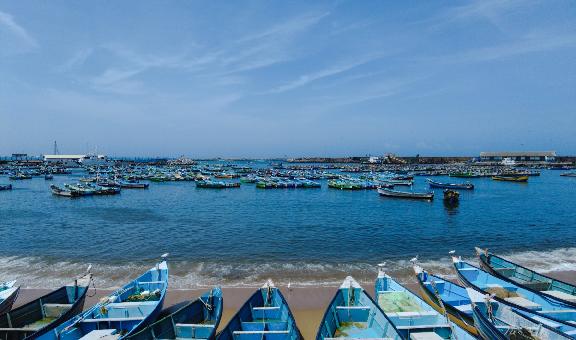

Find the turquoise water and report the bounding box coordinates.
[0,169,575,288]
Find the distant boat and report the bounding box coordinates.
[560,172,576,177]
[0,280,20,315]
[38,259,168,340]
[0,184,12,191]
[491,175,528,182]
[443,189,460,204]
[126,287,222,340]
[475,247,576,306]
[9,173,32,180]
[196,180,240,189]
[118,180,149,189]
[412,266,477,335]
[375,267,475,339]
[317,276,402,339]
[452,256,576,325]
[50,184,82,197]
[449,172,481,178]
[427,179,474,190]
[44,174,54,180]
[466,287,576,339]
[377,187,434,200]
[217,280,302,340]
[0,272,92,340]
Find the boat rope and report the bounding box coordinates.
[430,279,458,340]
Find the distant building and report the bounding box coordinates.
[43,154,108,166]
[480,151,556,162]
[368,156,380,163]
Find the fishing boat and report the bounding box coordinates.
[0,270,92,340]
[117,180,149,189]
[375,266,475,339]
[0,184,12,191]
[449,172,481,178]
[217,280,302,340]
[316,276,401,340]
[452,256,576,325]
[475,247,576,306]
[126,287,222,340]
[466,287,576,339]
[427,179,474,190]
[560,172,576,177]
[0,280,20,315]
[44,174,54,180]
[9,173,32,180]
[382,179,413,186]
[38,257,168,340]
[491,175,528,182]
[412,266,477,336]
[443,190,460,204]
[50,184,82,197]
[377,188,434,200]
[196,180,240,189]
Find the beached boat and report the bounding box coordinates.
[0,184,12,191]
[50,184,82,197]
[413,266,478,336]
[475,247,576,306]
[466,287,576,339]
[0,271,92,340]
[317,276,402,340]
[38,258,168,340]
[0,280,20,315]
[491,175,529,182]
[452,256,576,325]
[126,287,222,340]
[377,188,434,200]
[375,267,475,339]
[427,179,474,190]
[217,280,302,340]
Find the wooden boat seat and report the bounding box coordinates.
[174,323,215,338]
[251,306,281,319]
[395,324,451,330]
[385,311,438,318]
[43,303,72,318]
[335,305,371,323]
[409,332,444,340]
[78,329,119,340]
[232,330,290,340]
[541,290,576,303]
[529,315,564,329]
[81,317,145,322]
[503,297,541,310]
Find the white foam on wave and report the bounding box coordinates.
[1,248,574,289]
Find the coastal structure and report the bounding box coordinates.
[43,154,108,166]
[480,151,556,163]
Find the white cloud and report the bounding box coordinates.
[0,10,38,54]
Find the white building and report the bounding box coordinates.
[43,154,109,166]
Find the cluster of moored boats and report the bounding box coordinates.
[1,249,574,340]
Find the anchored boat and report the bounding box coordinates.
[127,287,222,340]
[377,188,434,200]
[38,258,168,340]
[0,184,12,191]
[475,247,576,306]
[217,280,302,340]
[0,280,20,315]
[316,276,401,339]
[375,266,475,339]
[427,179,474,190]
[0,271,92,340]
[491,175,528,182]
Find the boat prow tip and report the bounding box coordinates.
[262,278,275,288]
[341,276,361,289]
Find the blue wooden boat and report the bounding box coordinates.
[218,280,302,340]
[0,184,12,191]
[427,179,474,190]
[317,276,402,340]
[452,256,576,325]
[476,247,576,306]
[378,188,434,200]
[413,266,478,336]
[0,272,92,340]
[126,287,222,340]
[375,267,474,339]
[0,280,20,315]
[466,287,576,339]
[38,259,168,340]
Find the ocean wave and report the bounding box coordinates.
[0,248,574,289]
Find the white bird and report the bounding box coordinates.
[410,256,419,263]
[448,250,456,255]
[161,253,169,258]
[288,280,292,291]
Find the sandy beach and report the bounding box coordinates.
[11,270,575,338]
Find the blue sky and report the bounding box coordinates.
[1,1,575,157]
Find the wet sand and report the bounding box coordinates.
[11,270,576,339]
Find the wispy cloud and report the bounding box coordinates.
[0,10,38,54]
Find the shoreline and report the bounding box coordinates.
[11,270,575,339]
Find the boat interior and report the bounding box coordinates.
[222,286,298,340]
[376,276,453,339]
[318,277,399,340]
[420,273,473,316]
